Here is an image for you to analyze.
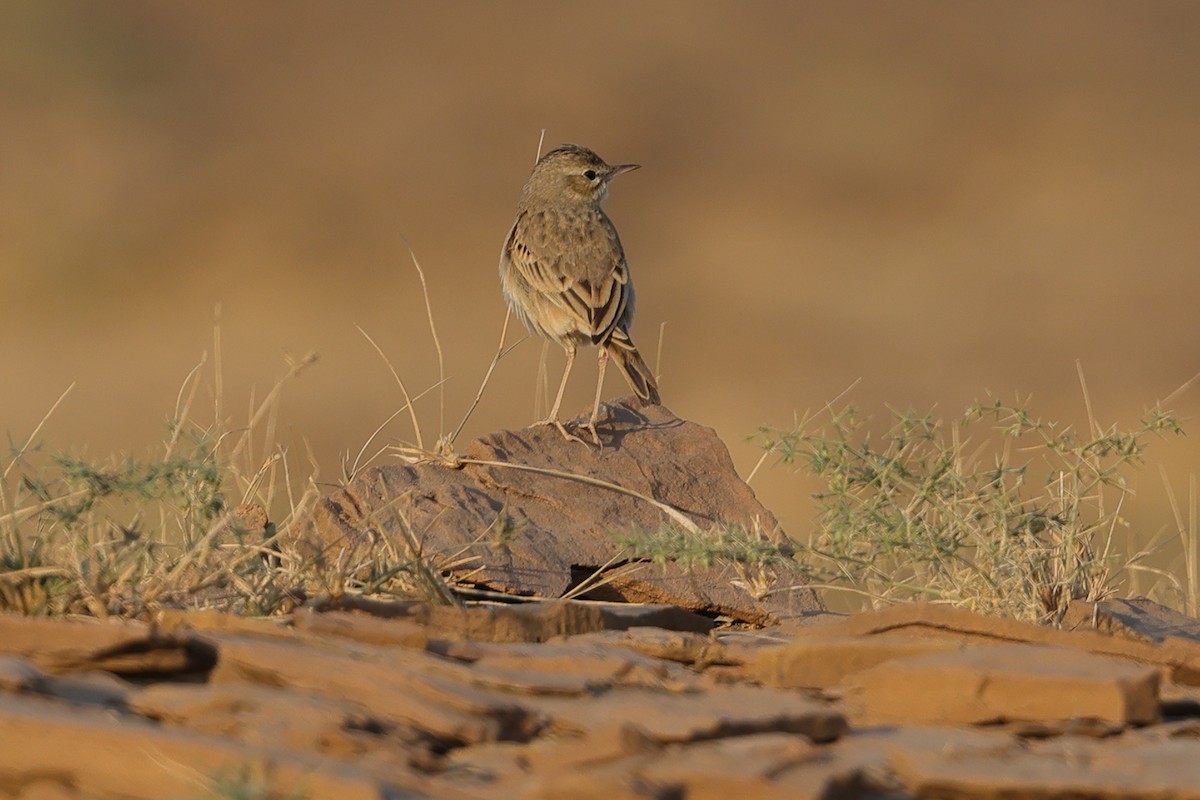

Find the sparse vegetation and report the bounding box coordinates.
[772,397,1183,623]
[194,763,309,800]
[623,385,1193,625]
[0,347,463,619]
[2,312,1195,628]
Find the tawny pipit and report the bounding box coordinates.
[500,143,661,444]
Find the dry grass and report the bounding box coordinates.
[0,239,677,619]
[5,355,1196,624]
[751,382,1191,624]
[623,372,1196,625]
[4,294,1196,627]
[0,330,468,618]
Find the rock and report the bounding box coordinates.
[782,602,1200,686]
[527,685,848,744]
[526,767,682,800]
[590,604,716,635]
[301,597,713,643]
[39,670,133,709]
[511,727,863,800]
[467,641,691,694]
[13,780,85,800]
[568,627,734,667]
[156,608,296,637]
[207,631,546,745]
[0,655,45,693]
[851,643,1161,727]
[129,682,420,761]
[5,603,1200,798]
[891,735,1200,799]
[0,694,416,799]
[756,636,965,689]
[296,398,823,625]
[1064,597,1200,644]
[293,607,431,649]
[0,613,216,678]
[636,733,865,800]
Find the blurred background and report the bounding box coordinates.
[2,2,1197,593]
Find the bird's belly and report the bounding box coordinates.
[502,272,591,346]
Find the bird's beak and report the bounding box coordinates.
[604,163,640,182]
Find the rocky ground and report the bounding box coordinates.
[2,597,1200,799]
[3,401,1200,799]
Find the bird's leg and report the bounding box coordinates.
[545,343,575,422]
[580,348,609,446]
[538,343,586,444]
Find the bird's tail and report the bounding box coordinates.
[605,329,661,407]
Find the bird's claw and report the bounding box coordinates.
[536,418,590,446]
[580,420,603,448]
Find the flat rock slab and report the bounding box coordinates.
[0,613,214,677]
[892,736,1200,799]
[207,631,546,745]
[4,603,1200,799]
[782,602,1200,686]
[528,685,848,744]
[513,732,866,800]
[291,598,714,648]
[1064,597,1200,644]
[297,398,823,625]
[756,636,966,689]
[0,694,416,800]
[851,642,1161,726]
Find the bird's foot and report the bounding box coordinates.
[579,418,603,448]
[535,417,590,446]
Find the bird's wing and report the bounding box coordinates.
[504,209,630,345]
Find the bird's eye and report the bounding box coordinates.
[583,169,598,181]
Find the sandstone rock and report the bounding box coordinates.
[0,694,416,799]
[1160,682,1200,721]
[562,627,733,668]
[0,655,45,693]
[4,603,1200,799]
[528,685,847,744]
[756,636,965,689]
[831,724,1025,796]
[784,602,1200,686]
[293,607,430,649]
[156,608,296,637]
[851,643,1160,726]
[526,767,682,800]
[0,613,215,679]
[297,398,823,625]
[299,598,712,649]
[39,670,132,709]
[129,682,420,761]
[467,641,691,694]
[1064,597,1200,644]
[891,735,1200,799]
[489,727,864,800]
[13,780,84,800]
[207,631,545,745]
[588,603,716,635]
[636,733,864,800]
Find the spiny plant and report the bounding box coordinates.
[0,349,314,617]
[0,339,469,618]
[748,393,1184,624]
[620,379,1188,625]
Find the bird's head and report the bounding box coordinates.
[522,144,639,206]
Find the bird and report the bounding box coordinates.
[499,143,661,445]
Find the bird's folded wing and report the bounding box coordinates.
[506,211,630,344]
